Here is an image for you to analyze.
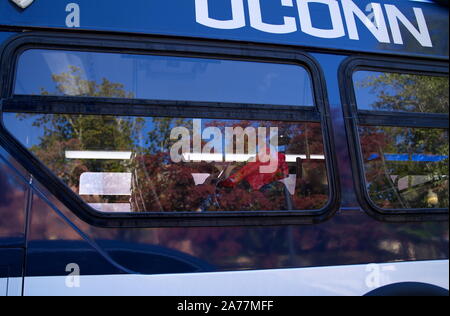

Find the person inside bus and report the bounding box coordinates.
[217,132,291,203]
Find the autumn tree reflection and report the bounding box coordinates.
[355,72,449,209]
[15,66,330,213]
[132,120,329,212]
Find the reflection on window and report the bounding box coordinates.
[353,71,449,114]
[4,114,329,213]
[353,69,449,211]
[359,126,448,209]
[15,49,314,106]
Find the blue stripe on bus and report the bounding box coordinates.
[368,154,449,162]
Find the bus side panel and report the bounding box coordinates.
[0,0,448,59]
[0,149,28,247]
[24,192,130,280]
[0,149,29,296]
[0,249,24,296]
[25,176,449,276]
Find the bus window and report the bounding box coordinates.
[15,49,314,107]
[353,71,448,114]
[5,49,330,214]
[352,70,449,210]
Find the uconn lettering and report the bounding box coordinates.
[195,0,433,47]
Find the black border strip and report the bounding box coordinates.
[0,32,340,228]
[2,96,321,122]
[340,56,449,222]
[358,111,449,129]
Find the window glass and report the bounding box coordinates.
[359,126,448,209]
[15,49,314,106]
[4,113,329,213]
[353,69,449,211]
[353,71,449,114]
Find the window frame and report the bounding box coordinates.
[340,56,449,222]
[0,32,340,228]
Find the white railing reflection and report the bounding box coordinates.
[65,151,132,160]
[88,203,132,213]
[79,172,132,196]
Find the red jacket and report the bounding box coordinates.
[220,153,289,190]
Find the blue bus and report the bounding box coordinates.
[0,0,448,296]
